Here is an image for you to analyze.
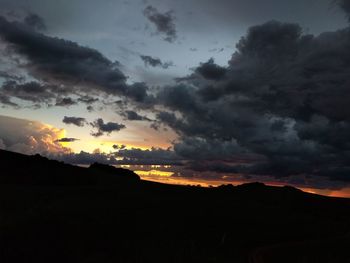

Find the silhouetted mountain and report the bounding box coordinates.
[1,149,350,263]
[0,149,139,185]
[89,162,140,182]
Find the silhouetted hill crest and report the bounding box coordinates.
[89,162,140,181]
[0,149,139,185]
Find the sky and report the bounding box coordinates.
[1,0,350,197]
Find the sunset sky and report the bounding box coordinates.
[1,0,350,197]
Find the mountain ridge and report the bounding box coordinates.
[1,149,350,263]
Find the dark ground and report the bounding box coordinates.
[1,149,350,263]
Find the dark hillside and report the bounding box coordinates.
[1,149,350,263]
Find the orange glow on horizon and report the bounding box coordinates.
[135,170,174,177]
[133,170,350,199]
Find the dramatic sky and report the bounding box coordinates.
[1,0,350,197]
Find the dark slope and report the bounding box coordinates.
[1,149,350,263]
[0,149,139,185]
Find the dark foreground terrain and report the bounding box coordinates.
[1,149,350,263]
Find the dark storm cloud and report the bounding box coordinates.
[337,0,350,20]
[122,110,152,121]
[90,118,126,137]
[0,71,24,82]
[140,55,174,69]
[0,79,100,110]
[23,13,46,31]
[153,17,350,182]
[62,116,86,127]
[0,16,125,93]
[55,138,79,143]
[125,82,152,103]
[143,5,177,42]
[0,81,57,104]
[0,94,17,107]
[55,97,77,107]
[195,58,227,81]
[0,16,151,104]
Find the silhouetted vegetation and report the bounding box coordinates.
[1,149,350,263]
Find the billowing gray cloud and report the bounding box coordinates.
[140,55,174,69]
[90,118,126,137]
[122,110,152,121]
[0,16,151,105]
[0,81,59,105]
[195,58,227,81]
[55,97,77,107]
[337,0,350,20]
[143,5,177,42]
[0,79,97,108]
[153,18,350,182]
[24,13,46,31]
[62,116,86,127]
[0,94,17,107]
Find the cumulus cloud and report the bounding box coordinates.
[0,15,151,107]
[337,0,350,20]
[23,13,46,31]
[153,18,350,182]
[0,115,69,155]
[0,79,92,108]
[121,110,152,121]
[55,97,77,107]
[0,81,60,106]
[140,55,174,69]
[62,116,86,127]
[143,5,177,42]
[195,58,227,81]
[90,118,126,137]
[0,94,18,107]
